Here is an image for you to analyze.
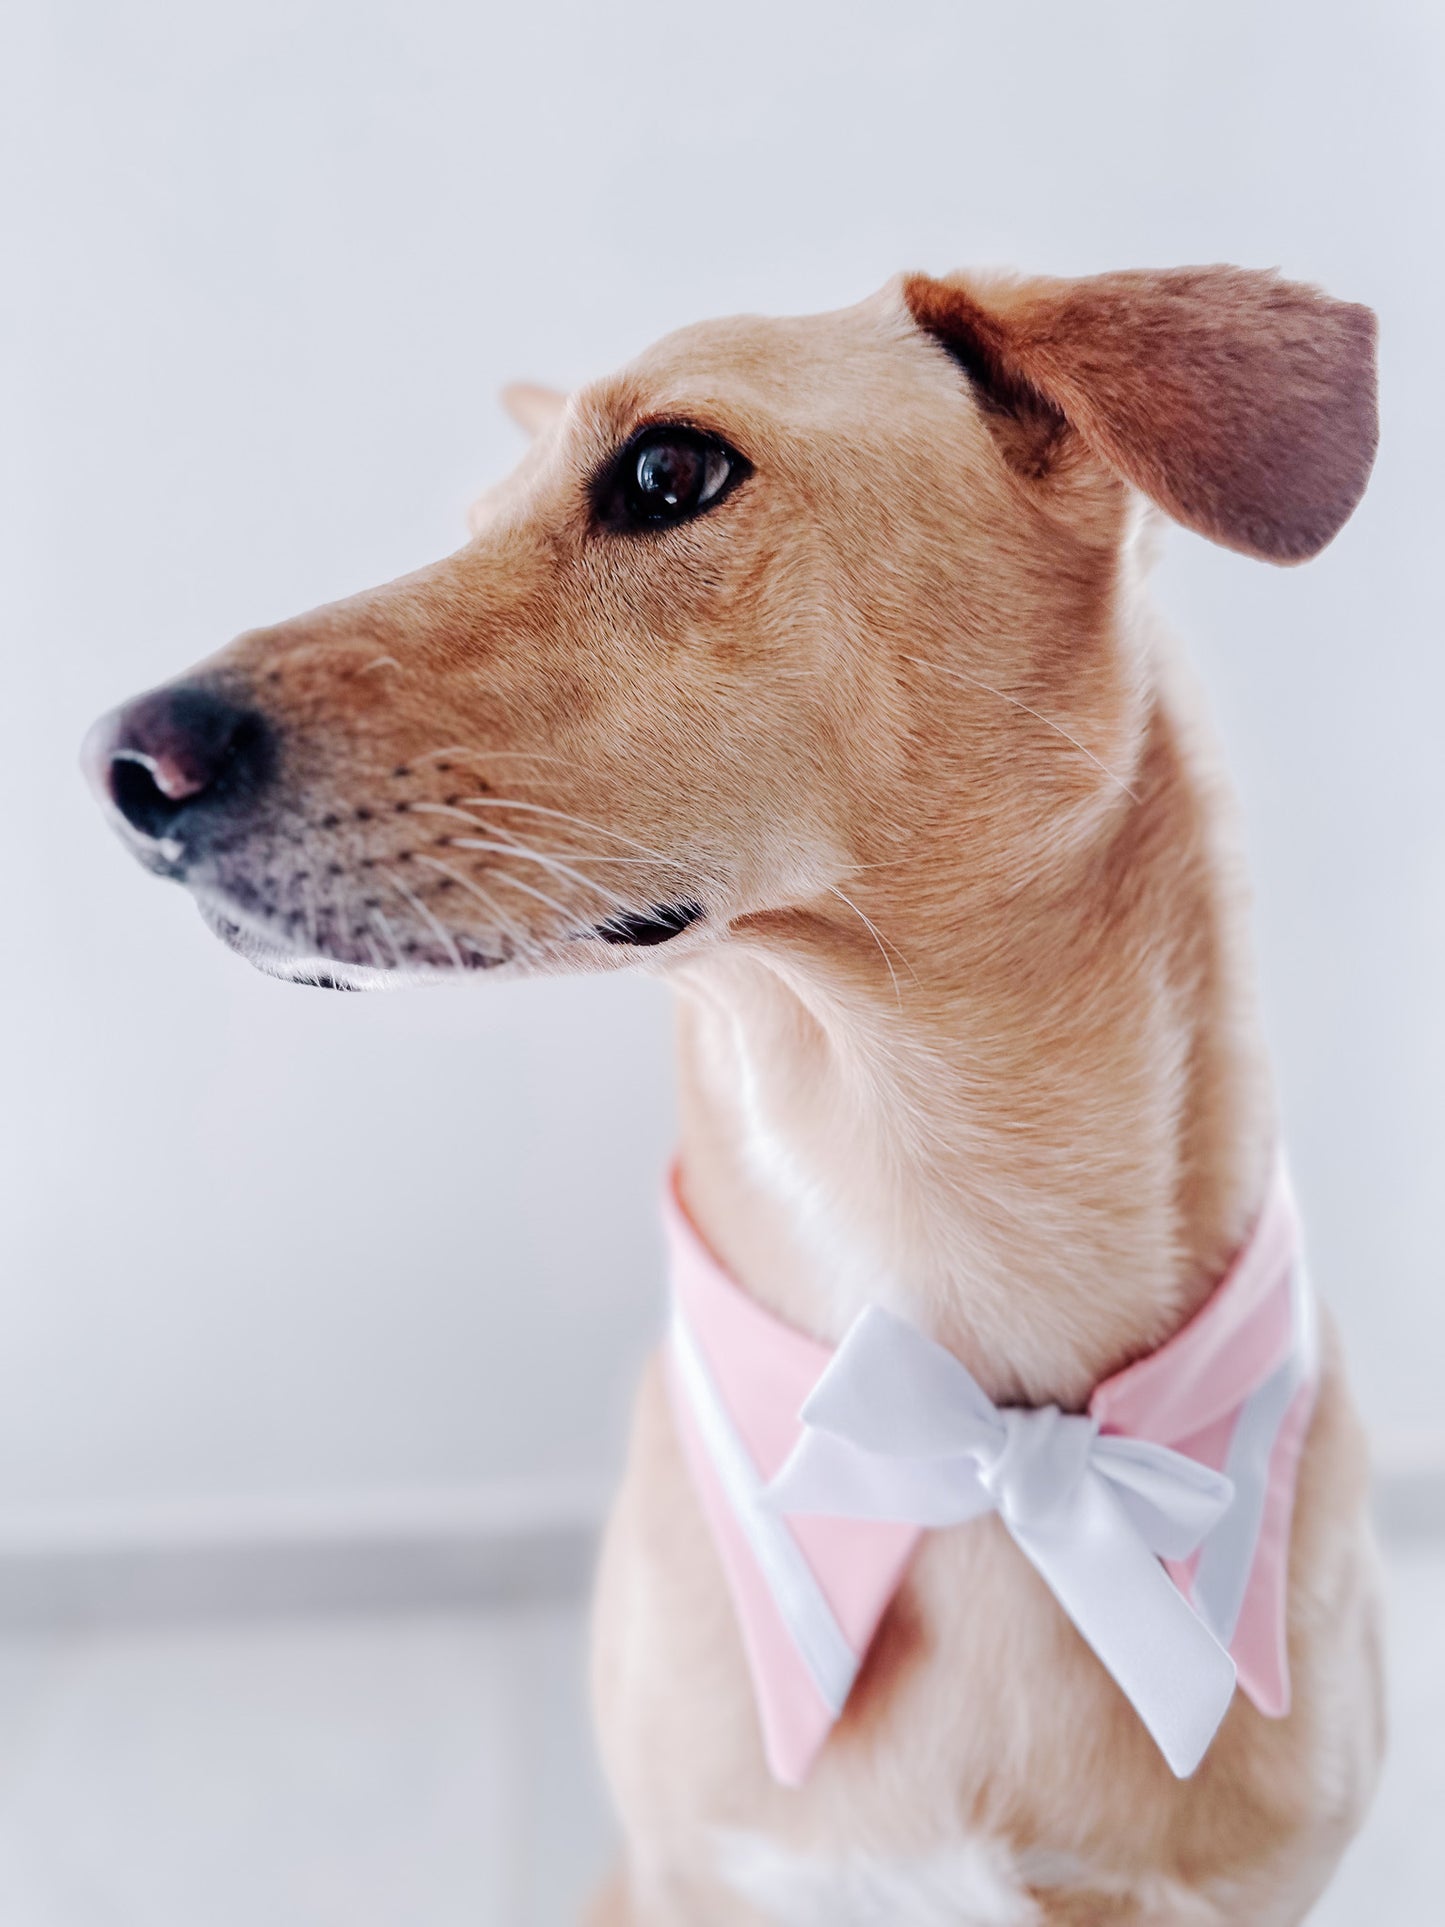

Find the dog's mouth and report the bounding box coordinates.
[595,900,706,947]
[194,886,708,990]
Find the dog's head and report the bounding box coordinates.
[84,266,1376,990]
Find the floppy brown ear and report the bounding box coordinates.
[904,266,1378,563]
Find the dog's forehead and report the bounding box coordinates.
[579,283,926,434]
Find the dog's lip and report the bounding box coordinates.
[189,880,710,989]
[192,892,507,989]
[193,895,373,988]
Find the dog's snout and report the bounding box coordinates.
[86,686,274,853]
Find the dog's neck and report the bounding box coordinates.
[669,652,1275,1412]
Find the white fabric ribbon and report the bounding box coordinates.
[762,1306,1240,1777]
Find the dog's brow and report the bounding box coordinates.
[574,372,753,463]
[569,376,654,452]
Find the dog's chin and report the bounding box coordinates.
[191,895,493,992]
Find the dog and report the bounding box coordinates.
[86,262,1384,1923]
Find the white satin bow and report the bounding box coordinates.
[762,1306,1239,1777]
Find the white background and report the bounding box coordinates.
[3,0,1441,1529]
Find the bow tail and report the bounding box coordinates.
[1008,1471,1238,1778]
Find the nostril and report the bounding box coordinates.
[109,753,189,840]
[122,742,209,804]
[93,686,275,848]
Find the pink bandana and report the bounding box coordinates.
[664,1161,1317,1787]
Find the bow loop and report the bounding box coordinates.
[796,1305,1002,1460]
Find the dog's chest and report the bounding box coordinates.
[713,1830,1042,1926]
[711,1832,1230,1925]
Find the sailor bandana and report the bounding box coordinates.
[663,1161,1318,1786]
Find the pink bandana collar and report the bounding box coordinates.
[663,1161,1318,1787]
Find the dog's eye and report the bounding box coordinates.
[603,426,747,530]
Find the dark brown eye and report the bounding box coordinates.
[602,425,747,530]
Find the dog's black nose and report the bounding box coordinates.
[86,686,274,851]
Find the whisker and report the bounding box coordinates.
[296,874,315,955]
[369,905,405,970]
[407,799,511,830]
[450,796,689,868]
[433,830,637,914]
[320,871,349,962]
[464,848,683,865]
[479,865,588,929]
[409,855,535,957]
[827,884,913,1008]
[418,793,689,871]
[414,745,546,764]
[902,653,1140,804]
[383,868,465,973]
[461,825,644,913]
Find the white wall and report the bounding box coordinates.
[3,0,1441,1525]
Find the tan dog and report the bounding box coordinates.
[86,264,1384,1924]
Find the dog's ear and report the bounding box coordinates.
[468,383,570,533]
[501,381,567,440]
[904,266,1378,563]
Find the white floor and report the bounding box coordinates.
[0,1603,613,1926]
[0,1553,1438,1925]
